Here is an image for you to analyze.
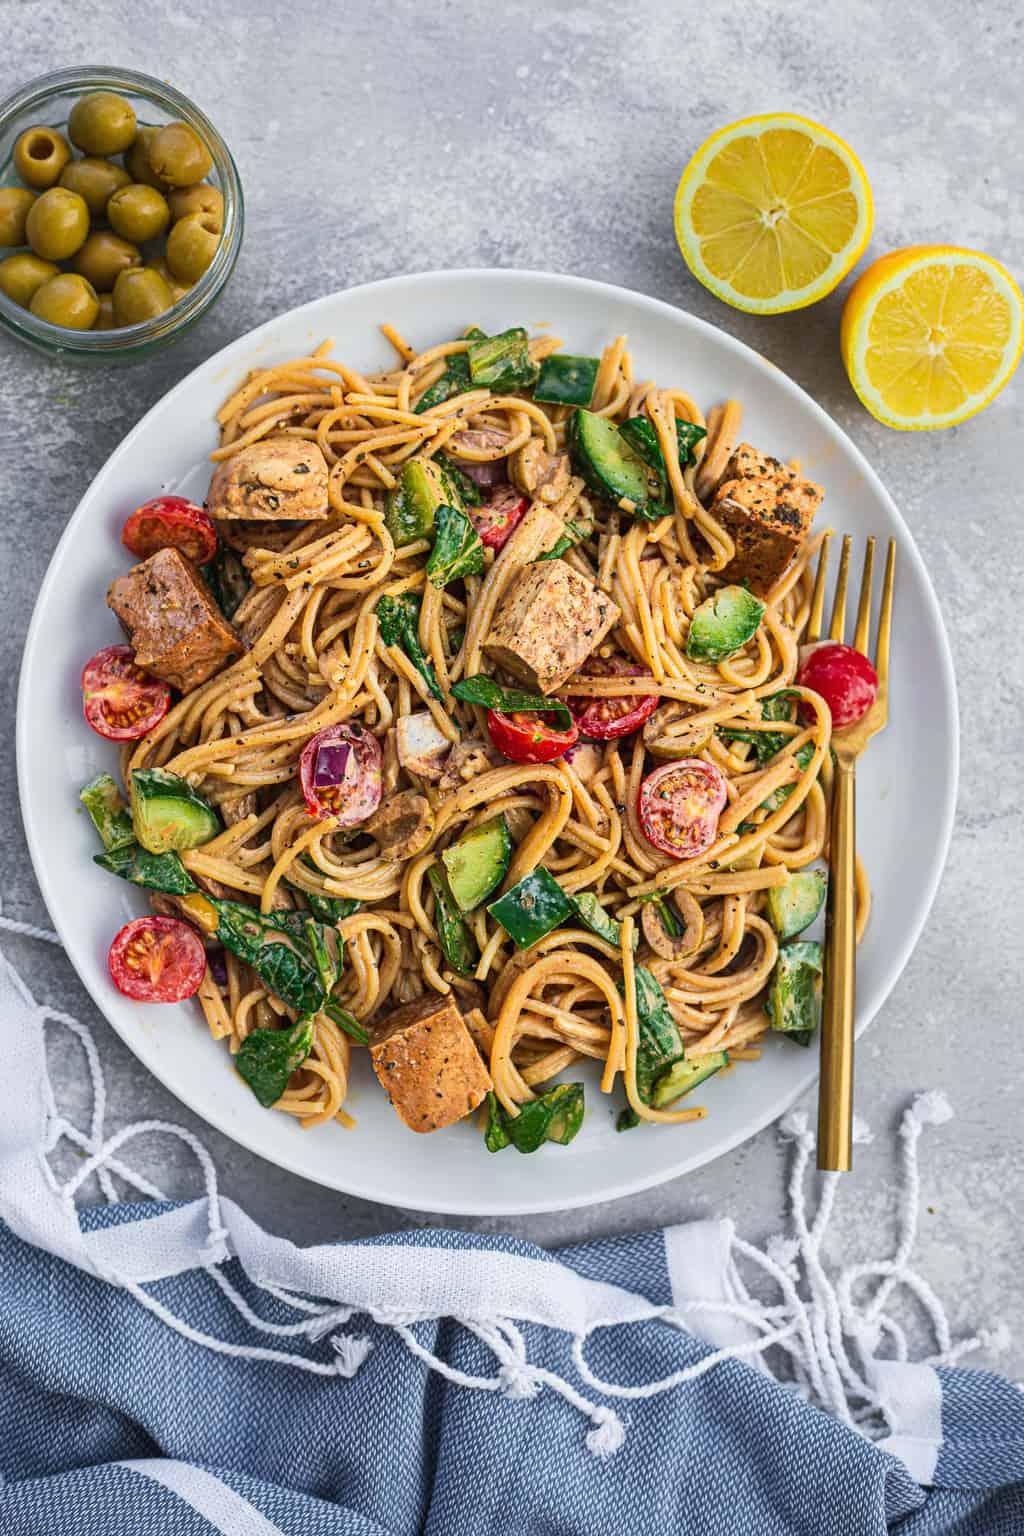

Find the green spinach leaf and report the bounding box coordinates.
[451,675,573,729]
[377,592,442,701]
[236,1016,315,1108]
[426,504,485,589]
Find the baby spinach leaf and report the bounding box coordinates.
[209,901,327,1016]
[451,675,573,729]
[484,1083,585,1153]
[236,1016,315,1108]
[619,965,685,1105]
[80,773,135,852]
[377,592,442,701]
[94,842,198,896]
[413,329,488,414]
[435,452,483,507]
[426,504,485,589]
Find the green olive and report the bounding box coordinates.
[93,292,116,330]
[106,183,170,243]
[0,251,60,308]
[166,182,224,230]
[165,211,220,283]
[12,126,72,189]
[29,272,99,329]
[68,92,137,156]
[59,156,131,217]
[112,265,173,325]
[123,125,166,189]
[0,186,38,247]
[146,255,190,303]
[73,229,141,292]
[149,122,212,187]
[25,187,90,261]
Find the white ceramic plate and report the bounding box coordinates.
[18,270,958,1215]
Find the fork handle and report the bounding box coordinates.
[818,756,856,1171]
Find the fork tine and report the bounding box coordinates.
[828,535,852,641]
[852,538,875,654]
[806,531,832,643]
[874,538,896,689]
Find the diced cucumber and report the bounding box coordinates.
[467,327,539,391]
[426,865,479,975]
[487,867,572,949]
[441,815,513,913]
[130,768,220,855]
[571,409,665,508]
[766,941,823,1035]
[651,1051,728,1108]
[80,773,135,852]
[385,458,454,547]
[686,585,766,662]
[767,871,827,940]
[534,353,599,407]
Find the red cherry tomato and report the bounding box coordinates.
[469,485,529,551]
[299,722,383,824]
[796,642,878,729]
[122,496,218,565]
[569,656,659,740]
[638,758,728,861]
[81,645,172,741]
[486,708,579,765]
[108,916,207,1002]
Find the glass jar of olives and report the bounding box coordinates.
[0,66,243,360]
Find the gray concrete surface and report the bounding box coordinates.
[2,3,1022,1369]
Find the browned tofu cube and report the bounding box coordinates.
[483,560,620,694]
[107,546,244,693]
[207,438,329,521]
[713,442,823,595]
[370,992,492,1133]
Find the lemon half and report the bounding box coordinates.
[674,113,873,315]
[841,245,1023,430]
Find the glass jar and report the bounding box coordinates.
[0,65,243,361]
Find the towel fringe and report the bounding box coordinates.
[0,915,1010,1462]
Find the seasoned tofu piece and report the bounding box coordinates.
[370,992,492,1133]
[483,560,620,694]
[207,438,329,521]
[713,442,823,595]
[107,546,243,693]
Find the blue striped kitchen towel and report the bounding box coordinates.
[1,943,1023,1535]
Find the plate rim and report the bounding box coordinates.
[17,267,960,1215]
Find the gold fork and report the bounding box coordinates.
[805,532,896,1172]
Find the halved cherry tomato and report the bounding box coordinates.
[796,642,878,729]
[122,496,218,565]
[469,485,529,551]
[299,722,383,825]
[108,916,207,1002]
[569,656,659,740]
[81,645,172,741]
[486,708,579,765]
[638,758,727,861]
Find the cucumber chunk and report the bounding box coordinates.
[467,327,539,390]
[487,868,572,949]
[534,353,599,407]
[441,815,513,912]
[130,768,220,855]
[385,458,457,547]
[651,1050,728,1108]
[686,585,766,662]
[766,940,823,1035]
[571,409,664,507]
[767,870,827,940]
